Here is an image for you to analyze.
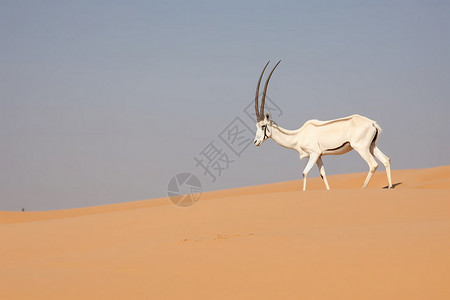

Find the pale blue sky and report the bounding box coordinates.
[1,0,449,210]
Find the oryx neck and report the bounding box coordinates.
[270,124,299,149]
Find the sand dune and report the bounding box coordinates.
[1,166,450,299]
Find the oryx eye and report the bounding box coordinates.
[261,125,266,130]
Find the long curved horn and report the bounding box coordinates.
[260,60,281,119]
[255,61,270,122]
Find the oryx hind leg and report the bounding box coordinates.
[354,147,378,189]
[371,145,393,188]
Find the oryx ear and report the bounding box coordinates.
[265,112,270,120]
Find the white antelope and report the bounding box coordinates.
[253,61,393,191]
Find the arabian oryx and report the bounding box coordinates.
[253,61,393,191]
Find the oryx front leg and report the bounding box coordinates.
[302,154,319,191]
[316,156,330,190]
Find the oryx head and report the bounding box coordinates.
[253,60,281,146]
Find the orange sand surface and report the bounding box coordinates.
[1,166,450,299]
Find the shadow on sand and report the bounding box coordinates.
[383,182,402,189]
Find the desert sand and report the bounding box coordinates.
[1,166,450,299]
